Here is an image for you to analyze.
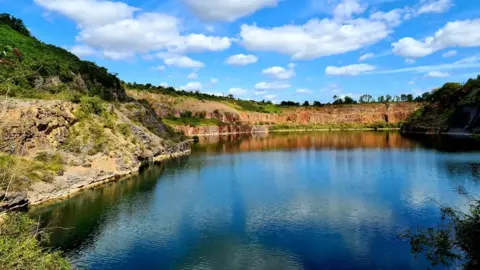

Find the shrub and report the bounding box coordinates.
[0,212,72,270]
[77,96,105,118]
[118,123,131,137]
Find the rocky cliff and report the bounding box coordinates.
[130,91,421,136]
[402,78,480,134]
[0,99,190,208]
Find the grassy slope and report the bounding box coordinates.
[0,24,123,101]
[402,77,480,133]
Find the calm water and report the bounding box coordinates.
[30,132,480,269]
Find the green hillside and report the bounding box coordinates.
[0,13,125,101]
[402,75,480,134]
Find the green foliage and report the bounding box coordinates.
[403,75,480,132]
[401,188,480,269]
[77,96,106,118]
[118,123,131,137]
[64,120,108,156]
[0,153,64,190]
[0,212,72,270]
[0,15,124,101]
[163,117,223,127]
[0,13,30,37]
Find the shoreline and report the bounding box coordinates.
[185,127,401,137]
[28,148,191,208]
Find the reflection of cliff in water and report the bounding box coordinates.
[194,131,417,154]
[402,133,480,152]
[30,164,167,251]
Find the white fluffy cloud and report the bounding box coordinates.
[34,0,138,26]
[226,54,258,66]
[161,55,205,68]
[392,19,480,58]
[183,82,202,91]
[77,13,231,54]
[70,44,96,57]
[325,64,376,76]
[333,0,366,21]
[359,52,374,61]
[187,72,198,80]
[262,66,295,80]
[417,0,452,15]
[210,78,219,84]
[442,50,457,58]
[182,0,279,22]
[426,71,449,77]
[240,18,390,60]
[36,1,232,60]
[229,88,248,96]
[255,81,291,90]
[369,9,404,27]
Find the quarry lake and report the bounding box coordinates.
[30,132,480,270]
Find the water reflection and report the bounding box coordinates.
[30,132,480,269]
[194,131,418,153]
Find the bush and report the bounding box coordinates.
[118,123,131,137]
[77,96,105,117]
[0,212,72,270]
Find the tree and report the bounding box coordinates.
[343,96,356,104]
[402,187,480,269]
[407,94,414,102]
[401,94,408,102]
[0,13,31,37]
[302,101,310,106]
[313,101,323,107]
[385,95,392,102]
[378,95,385,103]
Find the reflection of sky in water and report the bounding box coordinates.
[31,133,480,270]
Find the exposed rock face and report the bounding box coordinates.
[0,100,76,155]
[0,190,28,211]
[402,105,480,134]
[0,99,191,208]
[175,125,269,137]
[236,103,420,126]
[171,103,421,136]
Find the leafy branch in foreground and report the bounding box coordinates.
[401,187,480,269]
[0,213,72,269]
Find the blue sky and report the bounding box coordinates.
[2,0,480,103]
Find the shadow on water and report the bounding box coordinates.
[30,161,183,251]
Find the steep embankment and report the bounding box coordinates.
[0,15,190,211]
[130,90,421,136]
[0,98,190,210]
[402,78,480,134]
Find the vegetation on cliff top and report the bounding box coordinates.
[127,81,427,114]
[0,13,125,101]
[0,212,72,269]
[402,75,480,133]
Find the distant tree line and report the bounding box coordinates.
[277,92,432,107]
